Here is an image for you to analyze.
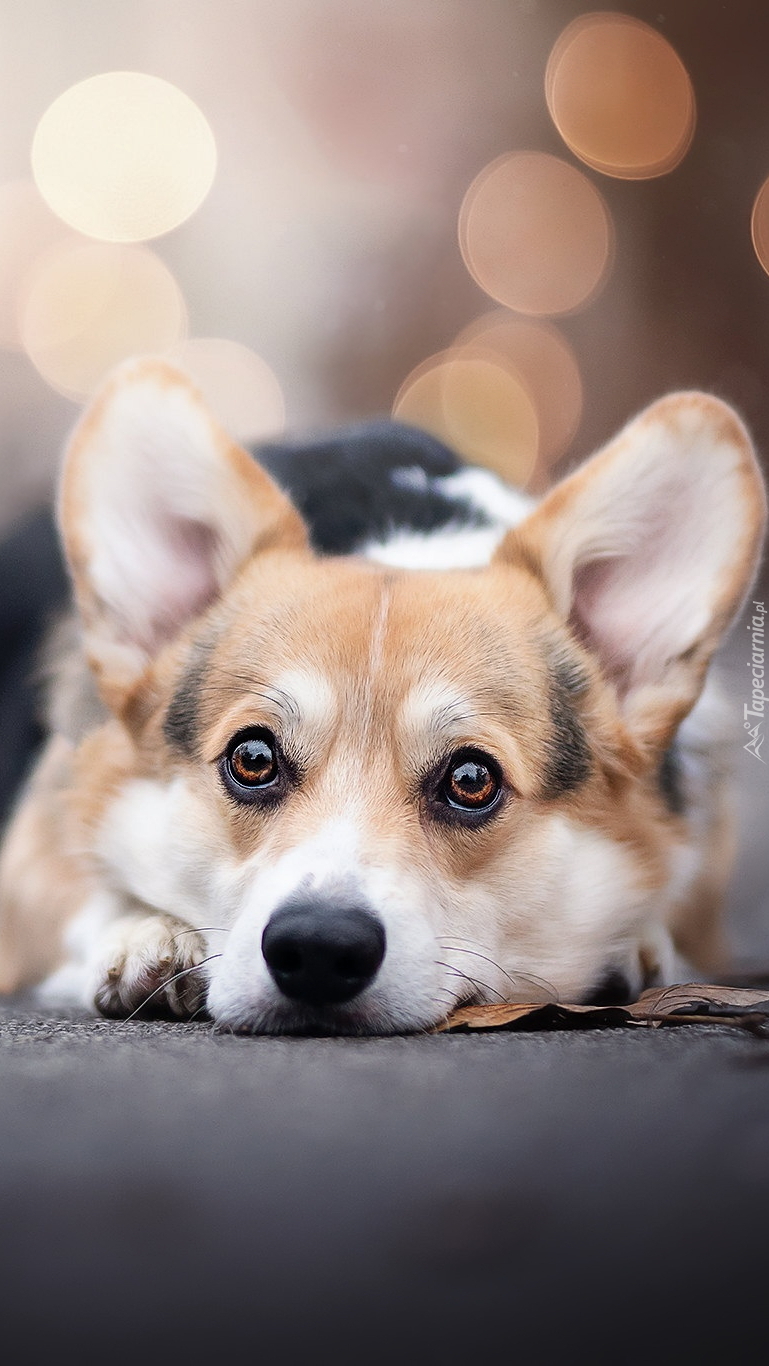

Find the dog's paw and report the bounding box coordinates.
[93,912,208,1019]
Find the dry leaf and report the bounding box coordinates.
[627,983,769,1019]
[437,983,769,1034]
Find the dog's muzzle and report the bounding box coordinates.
[261,895,386,1007]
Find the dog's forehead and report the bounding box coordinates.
[157,551,586,807]
[208,552,552,714]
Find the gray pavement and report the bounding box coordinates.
[1,1004,768,1364]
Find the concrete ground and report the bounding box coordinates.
[1,650,768,1365]
[1,1008,769,1364]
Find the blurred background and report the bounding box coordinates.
[0,0,768,958]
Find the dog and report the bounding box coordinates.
[0,357,764,1033]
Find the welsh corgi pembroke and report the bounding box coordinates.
[0,358,765,1034]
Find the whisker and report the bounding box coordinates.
[125,953,222,1023]
[434,989,471,1020]
[439,939,557,1001]
[170,927,227,940]
[193,678,300,721]
[436,959,506,1004]
[506,968,559,1001]
[438,943,522,993]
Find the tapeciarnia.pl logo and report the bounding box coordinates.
[744,600,766,762]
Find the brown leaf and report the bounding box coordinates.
[437,983,769,1034]
[436,1000,633,1032]
[627,983,769,1019]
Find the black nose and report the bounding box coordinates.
[262,898,386,1007]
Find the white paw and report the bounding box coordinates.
[92,913,208,1019]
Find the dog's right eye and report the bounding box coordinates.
[424,747,505,827]
[221,728,282,801]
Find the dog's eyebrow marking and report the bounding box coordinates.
[540,654,592,799]
[163,635,216,757]
[270,668,338,736]
[398,680,476,748]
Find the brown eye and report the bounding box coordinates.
[442,752,501,811]
[225,730,279,790]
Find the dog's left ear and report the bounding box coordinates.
[498,393,766,750]
[59,358,308,708]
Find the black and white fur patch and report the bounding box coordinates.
[256,418,531,563]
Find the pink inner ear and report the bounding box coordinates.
[568,496,695,696]
[570,553,668,697]
[570,556,632,690]
[141,517,221,653]
[533,394,765,711]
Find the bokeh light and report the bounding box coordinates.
[458,152,613,315]
[32,72,217,242]
[168,338,286,442]
[546,14,695,179]
[20,239,187,399]
[0,181,65,349]
[751,177,769,278]
[393,351,539,486]
[453,312,582,471]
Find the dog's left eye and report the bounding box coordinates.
[222,728,281,799]
[440,750,501,812]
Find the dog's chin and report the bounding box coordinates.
[211,994,444,1038]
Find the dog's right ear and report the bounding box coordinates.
[497,392,766,753]
[59,358,308,708]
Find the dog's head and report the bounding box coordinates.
[59,359,766,1032]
